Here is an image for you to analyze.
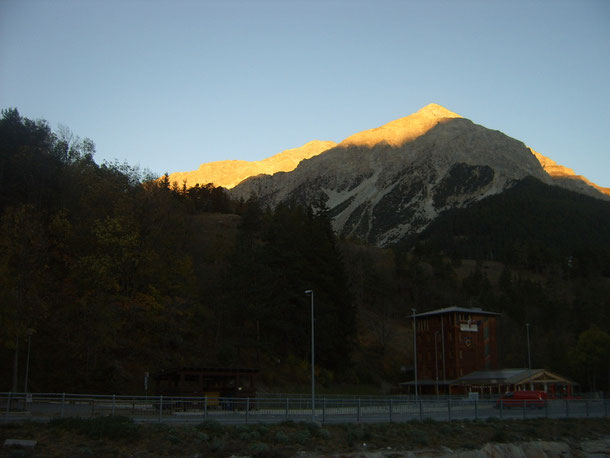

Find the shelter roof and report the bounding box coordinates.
[413,306,501,318]
[455,368,575,385]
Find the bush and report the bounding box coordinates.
[438,424,454,435]
[198,420,225,437]
[239,430,261,442]
[208,437,225,453]
[303,421,321,436]
[318,428,332,440]
[409,430,430,447]
[250,442,270,455]
[291,429,311,445]
[255,425,271,438]
[49,416,139,440]
[274,430,289,443]
[491,428,509,443]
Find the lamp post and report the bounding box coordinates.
[305,290,315,420]
[411,308,418,401]
[24,328,35,393]
[526,323,532,389]
[434,331,439,397]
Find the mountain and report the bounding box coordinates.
[530,148,610,199]
[166,140,336,189]
[169,103,608,247]
[230,104,559,246]
[412,176,610,267]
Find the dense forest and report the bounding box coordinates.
[1,109,608,395]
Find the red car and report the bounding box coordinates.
[495,390,547,409]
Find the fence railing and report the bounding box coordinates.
[1,392,608,424]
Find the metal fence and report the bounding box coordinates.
[1,392,608,424]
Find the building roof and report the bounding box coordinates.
[153,367,259,379]
[455,368,574,385]
[399,379,456,386]
[413,306,501,318]
[400,368,575,387]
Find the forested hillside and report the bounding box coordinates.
[0,109,355,393]
[1,110,608,394]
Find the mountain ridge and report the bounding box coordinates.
[230,112,555,246]
[530,148,610,198]
[167,139,337,189]
[168,104,609,246]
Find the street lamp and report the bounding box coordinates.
[411,308,418,401]
[305,290,315,420]
[526,323,532,370]
[434,331,439,397]
[526,323,532,389]
[24,328,35,393]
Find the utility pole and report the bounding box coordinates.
[526,323,532,389]
[24,329,35,393]
[305,290,315,420]
[412,308,418,401]
[434,331,439,396]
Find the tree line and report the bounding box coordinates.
[0,109,356,393]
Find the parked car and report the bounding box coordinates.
[495,390,547,409]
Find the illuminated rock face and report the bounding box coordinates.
[530,148,610,199]
[166,140,337,189]
[231,104,557,246]
[170,104,609,246]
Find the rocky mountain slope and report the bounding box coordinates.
[166,140,336,189]
[230,104,565,246]
[530,148,610,199]
[169,103,608,247]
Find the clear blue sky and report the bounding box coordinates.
[1,0,609,186]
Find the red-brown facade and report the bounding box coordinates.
[414,307,500,383]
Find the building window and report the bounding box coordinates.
[418,320,429,331]
[459,313,471,322]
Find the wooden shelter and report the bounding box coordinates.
[452,368,576,396]
[153,367,258,400]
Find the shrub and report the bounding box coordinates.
[408,429,430,447]
[49,416,139,440]
[291,429,311,445]
[198,420,225,437]
[491,428,509,443]
[208,437,225,453]
[318,428,332,440]
[255,425,270,438]
[436,425,449,435]
[250,442,270,455]
[274,430,289,443]
[304,421,321,436]
[238,430,261,442]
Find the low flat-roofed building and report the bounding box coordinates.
[452,368,576,396]
[400,368,576,397]
[153,367,258,400]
